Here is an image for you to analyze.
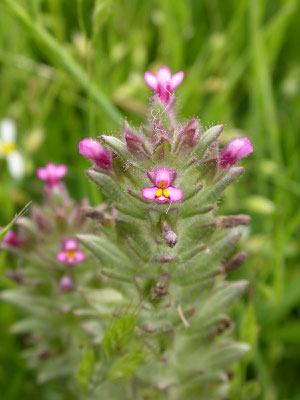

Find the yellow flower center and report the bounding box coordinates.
[158,180,166,188]
[156,188,169,198]
[1,141,16,156]
[66,250,76,259]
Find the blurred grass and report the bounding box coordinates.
[0,0,299,399]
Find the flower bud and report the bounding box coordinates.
[79,138,111,170]
[216,215,251,228]
[162,222,178,248]
[59,276,73,291]
[219,138,253,168]
[1,229,22,247]
[223,252,248,273]
[124,128,148,159]
[151,282,168,299]
[176,118,201,152]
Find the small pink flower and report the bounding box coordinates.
[57,238,85,265]
[1,229,22,247]
[37,163,67,187]
[219,138,253,168]
[79,138,111,170]
[59,276,73,291]
[144,66,184,105]
[142,168,183,204]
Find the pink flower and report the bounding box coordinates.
[57,238,85,265]
[142,168,183,204]
[144,66,184,105]
[1,229,22,247]
[219,138,253,168]
[37,163,67,187]
[79,138,111,170]
[59,276,73,291]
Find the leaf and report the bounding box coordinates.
[173,231,241,286]
[203,341,250,371]
[77,0,95,39]
[192,124,224,160]
[191,281,248,332]
[77,234,136,282]
[106,348,146,381]
[101,314,136,360]
[76,347,95,387]
[181,168,244,218]
[37,354,78,383]
[0,202,31,244]
[81,288,127,315]
[93,0,112,34]
[86,170,145,219]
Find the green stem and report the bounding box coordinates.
[1,0,122,125]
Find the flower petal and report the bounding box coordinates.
[0,118,16,142]
[64,238,78,251]
[55,165,67,180]
[155,168,176,188]
[66,258,77,265]
[235,138,253,158]
[156,195,169,204]
[141,187,157,201]
[7,151,24,179]
[144,72,157,91]
[168,186,183,202]
[36,167,47,180]
[57,252,67,262]
[74,251,85,263]
[157,66,172,82]
[170,72,184,91]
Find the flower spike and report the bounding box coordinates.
[144,66,184,105]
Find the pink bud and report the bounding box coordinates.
[79,138,111,170]
[59,276,73,291]
[219,138,253,168]
[1,229,22,247]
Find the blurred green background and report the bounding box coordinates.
[0,0,299,399]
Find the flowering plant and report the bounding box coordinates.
[2,67,252,399]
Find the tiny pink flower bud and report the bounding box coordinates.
[219,138,253,168]
[57,238,85,266]
[79,138,111,170]
[142,168,183,204]
[37,163,67,187]
[144,66,184,105]
[59,276,73,291]
[1,228,22,247]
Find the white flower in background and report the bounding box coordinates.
[0,118,24,179]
